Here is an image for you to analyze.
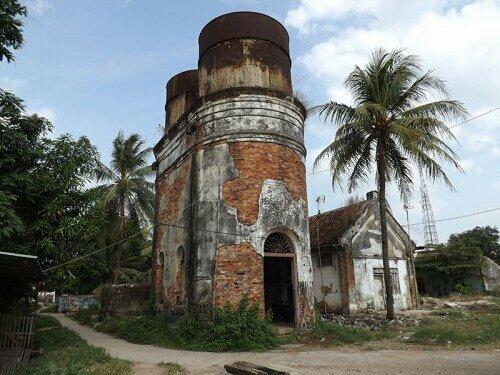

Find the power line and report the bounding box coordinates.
[156,221,267,240]
[307,106,500,177]
[409,207,500,227]
[43,198,200,272]
[449,106,500,129]
[43,225,153,272]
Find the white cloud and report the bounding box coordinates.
[290,0,500,243]
[0,77,27,92]
[27,0,52,15]
[293,0,500,156]
[285,0,448,35]
[28,107,57,123]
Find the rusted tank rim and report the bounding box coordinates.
[166,69,198,104]
[198,12,290,59]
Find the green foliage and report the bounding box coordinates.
[169,299,281,351]
[416,239,484,296]
[313,48,466,203]
[410,310,500,346]
[312,320,373,345]
[39,304,58,313]
[0,0,27,62]
[73,304,106,326]
[93,131,154,283]
[449,226,500,264]
[453,283,473,296]
[0,90,111,294]
[19,315,131,374]
[73,299,281,352]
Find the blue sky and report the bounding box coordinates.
[2,0,499,245]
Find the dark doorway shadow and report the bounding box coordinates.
[264,256,295,323]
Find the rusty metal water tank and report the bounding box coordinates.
[165,69,198,131]
[198,12,292,97]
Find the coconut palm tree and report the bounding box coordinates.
[95,131,154,283]
[313,49,467,319]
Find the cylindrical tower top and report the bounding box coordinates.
[199,12,290,57]
[198,12,292,97]
[165,69,198,130]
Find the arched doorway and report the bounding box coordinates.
[263,233,295,323]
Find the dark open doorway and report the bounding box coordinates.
[264,256,295,323]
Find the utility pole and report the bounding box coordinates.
[419,166,439,247]
[403,204,413,240]
[315,195,327,313]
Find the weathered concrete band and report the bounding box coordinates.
[156,94,307,177]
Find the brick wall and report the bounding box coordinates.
[339,247,355,315]
[165,255,185,308]
[153,162,190,308]
[223,142,307,225]
[213,243,264,310]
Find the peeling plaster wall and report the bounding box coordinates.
[482,256,500,292]
[311,253,342,312]
[342,199,415,311]
[312,197,418,313]
[154,94,314,326]
[350,258,410,311]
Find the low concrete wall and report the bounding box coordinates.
[58,295,99,313]
[100,284,150,316]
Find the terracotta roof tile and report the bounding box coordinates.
[309,201,367,248]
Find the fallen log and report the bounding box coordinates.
[224,361,289,375]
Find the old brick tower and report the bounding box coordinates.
[152,12,314,326]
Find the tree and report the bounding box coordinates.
[313,49,467,319]
[415,242,483,296]
[448,226,500,264]
[0,89,106,292]
[94,131,154,283]
[0,0,27,62]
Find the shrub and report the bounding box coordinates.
[415,243,483,296]
[73,304,106,326]
[72,298,281,352]
[313,320,373,345]
[98,314,169,346]
[169,299,281,351]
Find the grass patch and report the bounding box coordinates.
[38,304,58,313]
[73,299,281,352]
[160,362,187,374]
[19,315,131,374]
[312,320,373,345]
[409,309,500,346]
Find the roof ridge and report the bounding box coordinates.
[311,199,367,218]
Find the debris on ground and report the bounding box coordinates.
[421,295,497,310]
[322,312,417,330]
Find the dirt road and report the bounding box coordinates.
[47,313,499,374]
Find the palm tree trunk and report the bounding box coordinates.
[377,140,395,320]
[113,193,125,283]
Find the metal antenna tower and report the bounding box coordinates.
[419,167,439,246]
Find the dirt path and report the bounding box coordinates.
[47,313,499,374]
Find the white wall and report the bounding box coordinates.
[311,252,342,312]
[351,258,411,311]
